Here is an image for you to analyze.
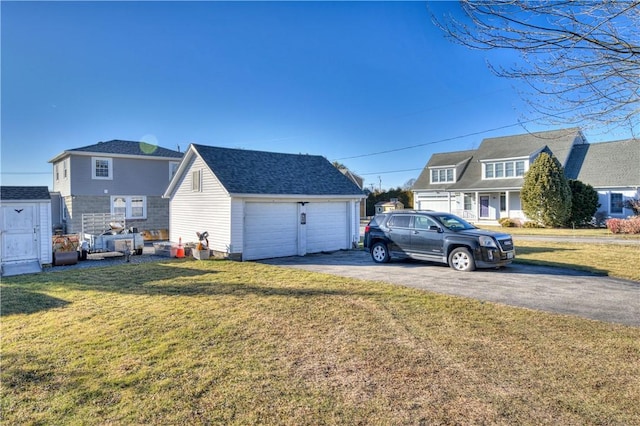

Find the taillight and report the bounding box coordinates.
[364,225,370,233]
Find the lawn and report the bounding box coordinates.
[2,259,639,425]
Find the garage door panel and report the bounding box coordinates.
[306,202,348,253]
[244,203,297,260]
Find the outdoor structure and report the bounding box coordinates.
[164,144,365,261]
[48,140,183,234]
[412,128,640,224]
[0,186,52,276]
[339,167,366,218]
[375,198,404,214]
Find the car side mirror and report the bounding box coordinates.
[429,225,442,232]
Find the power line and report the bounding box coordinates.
[333,119,538,161]
[358,168,423,176]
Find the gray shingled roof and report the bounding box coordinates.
[67,140,183,158]
[192,145,364,196]
[414,128,586,191]
[1,186,51,201]
[565,139,640,187]
[413,150,475,189]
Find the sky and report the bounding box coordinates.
[1,1,636,192]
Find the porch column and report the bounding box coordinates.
[447,192,451,213]
[505,191,510,218]
[475,191,479,221]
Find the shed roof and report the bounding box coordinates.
[190,144,365,196]
[1,186,51,201]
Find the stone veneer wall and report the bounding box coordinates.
[64,195,170,235]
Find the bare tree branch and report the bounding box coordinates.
[432,1,640,133]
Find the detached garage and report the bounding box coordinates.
[164,144,365,261]
[1,186,53,276]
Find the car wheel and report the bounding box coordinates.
[135,248,143,256]
[78,249,88,261]
[371,242,390,263]
[448,247,475,272]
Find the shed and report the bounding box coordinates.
[164,145,365,260]
[375,199,404,214]
[1,186,53,276]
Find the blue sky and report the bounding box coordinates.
[1,1,635,191]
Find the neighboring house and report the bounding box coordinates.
[412,128,640,223]
[0,186,52,276]
[49,140,183,234]
[375,198,404,214]
[339,167,366,218]
[164,144,365,261]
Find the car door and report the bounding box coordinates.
[385,214,412,254]
[410,215,444,257]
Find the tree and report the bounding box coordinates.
[565,179,600,227]
[521,152,571,227]
[433,1,640,131]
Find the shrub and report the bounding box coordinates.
[624,198,640,216]
[498,217,517,227]
[565,179,599,227]
[523,221,543,228]
[606,216,640,234]
[521,152,571,227]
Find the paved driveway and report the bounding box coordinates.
[261,250,640,327]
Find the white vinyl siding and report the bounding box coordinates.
[169,156,232,253]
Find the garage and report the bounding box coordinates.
[165,144,365,261]
[0,186,53,276]
[418,194,450,212]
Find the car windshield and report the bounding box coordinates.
[433,214,476,231]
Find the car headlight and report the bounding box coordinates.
[479,236,497,248]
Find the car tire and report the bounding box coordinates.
[448,247,475,272]
[135,248,143,256]
[371,242,390,263]
[78,249,88,261]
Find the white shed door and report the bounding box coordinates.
[1,204,38,262]
[306,202,349,253]
[244,202,298,260]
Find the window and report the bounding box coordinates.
[430,167,455,183]
[484,160,527,179]
[92,157,113,180]
[63,160,68,179]
[111,196,147,219]
[169,162,180,180]
[192,170,202,192]
[55,164,60,182]
[500,193,506,211]
[464,194,473,211]
[611,193,623,214]
[414,215,437,230]
[387,215,411,228]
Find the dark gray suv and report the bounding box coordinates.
[363,210,515,271]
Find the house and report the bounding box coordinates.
[375,198,404,214]
[48,140,183,235]
[412,128,640,223]
[0,186,52,276]
[339,167,366,218]
[163,144,365,260]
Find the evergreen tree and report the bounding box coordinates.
[521,152,571,227]
[565,179,600,227]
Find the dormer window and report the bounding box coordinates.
[431,168,454,183]
[484,160,527,179]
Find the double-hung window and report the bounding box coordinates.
[92,157,113,180]
[111,196,147,219]
[484,160,527,179]
[611,193,623,214]
[430,167,455,183]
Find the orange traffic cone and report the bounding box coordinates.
[176,237,185,258]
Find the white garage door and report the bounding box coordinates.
[419,197,449,212]
[306,202,349,253]
[243,202,298,260]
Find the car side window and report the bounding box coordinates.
[387,215,411,228]
[414,215,437,230]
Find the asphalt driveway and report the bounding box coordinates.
[261,249,640,327]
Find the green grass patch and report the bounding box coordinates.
[482,225,640,239]
[2,260,639,424]
[513,239,640,282]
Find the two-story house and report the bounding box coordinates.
[412,128,640,223]
[49,140,183,234]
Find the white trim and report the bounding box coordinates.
[92,157,113,180]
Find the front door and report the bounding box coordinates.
[410,215,444,257]
[1,204,38,262]
[479,196,490,219]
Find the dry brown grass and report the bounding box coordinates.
[2,260,639,424]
